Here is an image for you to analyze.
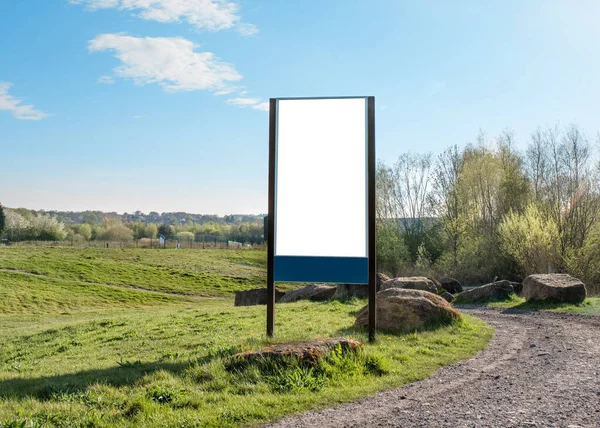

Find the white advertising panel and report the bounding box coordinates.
[275,98,367,258]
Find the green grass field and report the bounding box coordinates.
[0,247,493,427]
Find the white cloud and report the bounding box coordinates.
[226,97,269,112]
[236,23,258,36]
[0,82,49,120]
[133,115,142,118]
[88,34,242,93]
[252,102,269,112]
[97,75,115,84]
[71,0,258,33]
[226,97,260,106]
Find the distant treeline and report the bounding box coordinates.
[18,210,263,227]
[0,208,265,245]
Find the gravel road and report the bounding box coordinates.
[267,307,600,428]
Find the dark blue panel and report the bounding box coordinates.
[274,256,369,284]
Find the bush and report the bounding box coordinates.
[565,222,600,296]
[499,204,560,276]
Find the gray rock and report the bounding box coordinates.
[455,281,514,303]
[523,274,586,304]
[333,283,369,300]
[279,284,336,303]
[234,288,285,306]
[439,277,463,294]
[380,276,439,294]
[230,337,362,365]
[509,281,523,295]
[441,291,455,303]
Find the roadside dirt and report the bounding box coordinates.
[268,307,600,427]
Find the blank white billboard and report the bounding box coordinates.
[275,98,367,258]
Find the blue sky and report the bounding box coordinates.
[1,0,599,215]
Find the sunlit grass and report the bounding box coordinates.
[0,247,494,427]
[0,299,492,427]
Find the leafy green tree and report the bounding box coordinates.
[565,221,600,295]
[376,222,409,277]
[499,204,560,275]
[158,224,174,237]
[79,224,92,241]
[176,231,194,240]
[98,224,133,241]
[144,223,158,239]
[30,214,67,241]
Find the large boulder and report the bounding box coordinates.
[354,288,461,332]
[279,284,336,303]
[229,338,362,365]
[439,277,463,294]
[234,288,285,306]
[455,280,514,303]
[380,276,439,294]
[523,274,586,304]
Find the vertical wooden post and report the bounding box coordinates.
[367,96,377,343]
[267,98,277,338]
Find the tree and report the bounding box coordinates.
[144,223,158,239]
[79,223,92,241]
[98,224,133,241]
[499,204,559,275]
[0,203,5,237]
[158,224,174,237]
[29,214,67,241]
[4,209,29,241]
[376,153,433,260]
[376,221,409,277]
[429,145,464,268]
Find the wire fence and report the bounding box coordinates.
[1,235,259,250]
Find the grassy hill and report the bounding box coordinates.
[0,247,267,298]
[0,247,493,427]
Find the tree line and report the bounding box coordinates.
[0,207,265,245]
[376,124,600,292]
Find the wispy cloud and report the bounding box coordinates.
[97,75,115,84]
[71,0,258,35]
[226,96,269,112]
[252,102,269,112]
[236,23,258,36]
[0,82,49,120]
[226,97,260,106]
[88,34,242,93]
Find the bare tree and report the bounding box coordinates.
[526,127,548,200]
[429,145,463,268]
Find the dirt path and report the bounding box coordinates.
[268,308,600,428]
